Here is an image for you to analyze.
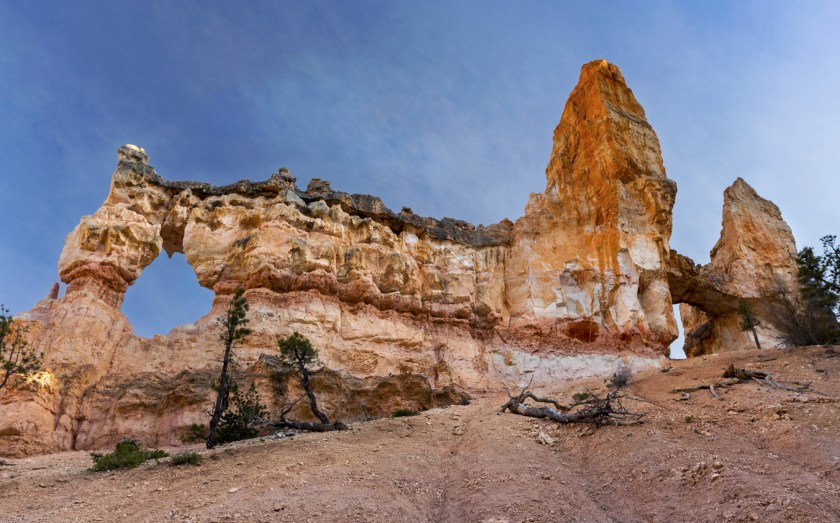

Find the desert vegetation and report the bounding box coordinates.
[0,305,41,390]
[206,289,252,449]
[766,235,840,347]
[256,332,348,432]
[89,439,167,472]
[203,291,348,448]
[738,300,762,350]
[215,383,268,444]
[170,452,203,467]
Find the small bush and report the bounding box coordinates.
[684,416,695,424]
[608,366,632,390]
[90,439,168,472]
[572,392,591,402]
[217,383,268,444]
[765,276,839,347]
[391,408,419,418]
[170,452,203,466]
[180,423,207,444]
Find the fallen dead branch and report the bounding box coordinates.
[261,418,349,432]
[500,371,645,427]
[673,363,830,400]
[672,377,740,395]
[722,365,769,381]
[251,393,349,433]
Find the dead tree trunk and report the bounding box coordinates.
[253,396,348,433]
[500,382,644,427]
[673,363,829,399]
[750,326,762,350]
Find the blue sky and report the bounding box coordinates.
[2,2,839,357]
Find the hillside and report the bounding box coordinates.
[2,345,839,522]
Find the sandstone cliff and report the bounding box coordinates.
[1,60,798,457]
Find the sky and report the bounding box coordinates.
[2,1,839,357]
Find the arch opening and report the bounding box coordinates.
[121,253,213,338]
[669,303,686,359]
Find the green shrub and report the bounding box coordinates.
[572,392,591,402]
[216,383,267,444]
[391,408,419,418]
[170,452,203,466]
[90,439,168,472]
[180,423,207,444]
[684,415,695,424]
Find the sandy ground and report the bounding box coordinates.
[2,345,839,522]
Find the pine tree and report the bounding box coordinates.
[206,289,251,449]
[798,235,840,317]
[277,332,330,424]
[0,305,41,390]
[769,236,840,346]
[216,383,267,443]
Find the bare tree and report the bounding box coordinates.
[0,305,41,390]
[206,289,251,449]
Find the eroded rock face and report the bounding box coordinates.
[2,60,684,456]
[677,178,799,356]
[507,60,678,350]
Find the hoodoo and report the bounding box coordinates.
[507,59,679,351]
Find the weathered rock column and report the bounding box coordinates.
[505,59,679,354]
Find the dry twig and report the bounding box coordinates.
[673,363,830,399]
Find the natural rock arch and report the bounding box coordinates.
[667,178,799,356]
[0,60,801,456]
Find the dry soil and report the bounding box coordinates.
[2,345,839,522]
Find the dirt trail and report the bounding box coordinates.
[2,345,840,522]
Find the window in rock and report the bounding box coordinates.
[121,253,214,338]
[669,303,686,359]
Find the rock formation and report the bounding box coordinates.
[0,60,800,457]
[673,178,799,356]
[507,60,678,350]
